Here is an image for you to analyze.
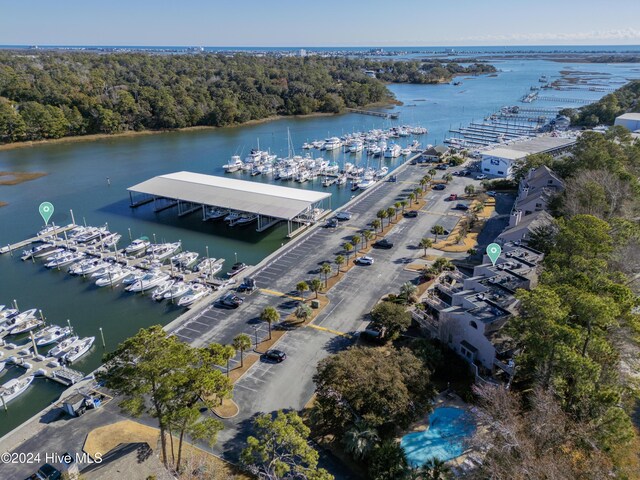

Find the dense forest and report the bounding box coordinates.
[0,51,494,144]
[561,79,640,126]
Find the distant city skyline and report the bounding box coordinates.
[4,0,640,47]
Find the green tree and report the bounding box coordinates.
[371,301,412,339]
[376,209,388,228]
[351,234,361,257]
[408,192,416,205]
[368,441,408,480]
[464,184,475,196]
[428,168,437,178]
[443,173,453,184]
[295,303,313,321]
[386,206,396,223]
[343,422,380,460]
[362,229,374,248]
[400,199,409,213]
[343,242,354,264]
[232,333,252,368]
[260,306,280,340]
[296,281,309,300]
[309,278,323,299]
[431,225,445,242]
[399,282,418,304]
[334,254,345,275]
[241,410,334,480]
[419,237,433,257]
[320,262,332,287]
[371,218,382,233]
[393,201,402,219]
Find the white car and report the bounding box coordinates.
[356,256,374,266]
[335,211,353,221]
[475,174,487,180]
[486,190,497,197]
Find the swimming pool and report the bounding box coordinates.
[401,406,476,466]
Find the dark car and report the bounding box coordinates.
[388,175,398,182]
[360,322,386,344]
[324,218,338,228]
[37,464,62,480]
[218,293,244,308]
[454,203,470,211]
[373,239,394,249]
[436,164,448,170]
[264,349,287,362]
[237,277,256,293]
[403,210,418,218]
[433,184,447,190]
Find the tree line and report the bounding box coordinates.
[560,79,640,126]
[0,51,494,144]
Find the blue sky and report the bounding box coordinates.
[3,0,640,47]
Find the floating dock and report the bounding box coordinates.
[346,108,399,119]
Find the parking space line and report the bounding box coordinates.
[307,324,354,338]
[259,288,304,301]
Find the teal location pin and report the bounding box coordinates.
[39,202,54,225]
[486,243,501,266]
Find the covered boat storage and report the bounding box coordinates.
[128,171,332,237]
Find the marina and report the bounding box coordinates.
[1,57,639,438]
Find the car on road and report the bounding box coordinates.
[454,203,470,211]
[324,218,338,228]
[355,256,375,265]
[460,170,471,176]
[447,193,458,201]
[335,211,353,221]
[263,349,287,362]
[486,190,497,197]
[218,293,244,308]
[373,239,393,249]
[28,464,62,480]
[433,184,447,190]
[237,277,257,293]
[475,174,487,180]
[436,164,448,170]
[403,210,418,218]
[388,175,398,182]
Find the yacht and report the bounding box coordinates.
[194,257,222,273]
[75,227,108,244]
[50,336,79,357]
[170,251,199,269]
[224,212,241,223]
[89,263,120,279]
[323,137,341,151]
[35,247,64,259]
[37,225,59,238]
[69,259,109,276]
[295,170,310,182]
[63,336,95,363]
[384,144,402,158]
[401,148,412,156]
[148,242,181,261]
[126,271,170,292]
[226,262,248,277]
[45,252,85,269]
[35,326,72,347]
[0,308,19,325]
[125,238,150,254]
[122,270,146,286]
[203,207,229,221]
[21,243,57,261]
[348,141,363,153]
[233,214,258,226]
[101,233,121,248]
[163,281,191,301]
[0,376,34,404]
[151,280,175,301]
[336,175,348,186]
[223,156,244,173]
[7,309,38,328]
[357,178,376,190]
[95,266,133,287]
[368,145,382,156]
[9,318,44,335]
[177,284,210,307]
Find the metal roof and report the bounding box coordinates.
[128,171,331,220]
[482,136,576,160]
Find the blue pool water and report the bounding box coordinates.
[401,407,476,466]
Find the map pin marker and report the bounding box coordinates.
[39,202,54,225]
[486,243,501,266]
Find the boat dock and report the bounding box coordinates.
[346,108,399,119]
[0,224,77,256]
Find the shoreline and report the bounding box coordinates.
[0,102,399,152]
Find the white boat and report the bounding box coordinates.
[95,267,133,287]
[63,336,95,363]
[125,238,150,254]
[69,259,110,276]
[336,175,348,185]
[6,309,38,327]
[21,243,57,261]
[296,170,310,182]
[223,156,244,173]
[203,207,229,221]
[126,271,170,292]
[35,326,72,347]
[151,280,175,301]
[45,252,84,269]
[50,336,79,357]
[0,376,34,404]
[401,148,412,156]
[163,281,191,300]
[384,144,402,158]
[148,242,181,261]
[0,308,19,324]
[358,179,376,190]
[35,247,64,259]
[89,263,120,279]
[348,141,364,153]
[75,227,108,244]
[177,284,210,307]
[101,233,121,248]
[323,137,341,151]
[9,318,44,335]
[122,270,146,286]
[302,142,313,149]
[170,251,199,269]
[37,225,59,237]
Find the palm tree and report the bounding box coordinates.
[431,225,445,242]
[376,209,388,228]
[393,201,402,219]
[343,242,354,264]
[432,257,453,272]
[351,234,361,257]
[443,173,453,184]
[296,281,309,301]
[334,254,345,275]
[419,177,428,190]
[386,207,395,224]
[260,306,280,340]
[309,278,322,299]
[362,229,374,248]
[428,168,437,178]
[320,262,332,287]
[399,282,418,304]
[343,423,380,460]
[419,457,451,480]
[464,184,475,196]
[414,187,423,199]
[400,199,408,213]
[222,345,236,377]
[371,218,382,234]
[232,334,252,368]
[419,237,433,257]
[295,303,312,321]
[408,192,416,205]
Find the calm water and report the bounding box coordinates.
[1,58,639,436]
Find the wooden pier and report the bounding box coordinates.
[0,224,77,256]
[347,108,399,119]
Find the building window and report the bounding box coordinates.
[469,320,478,329]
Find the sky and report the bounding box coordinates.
[3,0,640,47]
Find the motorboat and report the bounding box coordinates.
[224,211,241,223]
[323,137,341,151]
[233,214,258,226]
[37,225,59,238]
[124,238,150,255]
[34,247,64,259]
[148,242,181,262]
[203,207,229,221]
[295,170,310,182]
[50,336,79,357]
[194,257,221,272]
[69,259,110,276]
[226,262,248,277]
[45,252,85,269]
[74,227,108,244]
[358,179,376,190]
[170,251,199,269]
[6,309,38,327]
[9,318,44,335]
[384,144,402,158]
[0,308,19,324]
[177,284,210,307]
[21,243,57,261]
[122,270,146,286]
[101,233,121,248]
[95,267,133,287]
[163,281,191,301]
[151,280,175,301]
[35,325,71,347]
[89,263,120,279]
[336,175,348,185]
[302,142,313,149]
[125,271,170,292]
[63,336,95,363]
[348,141,364,153]
[223,156,244,173]
[0,376,34,404]
[401,148,412,156]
